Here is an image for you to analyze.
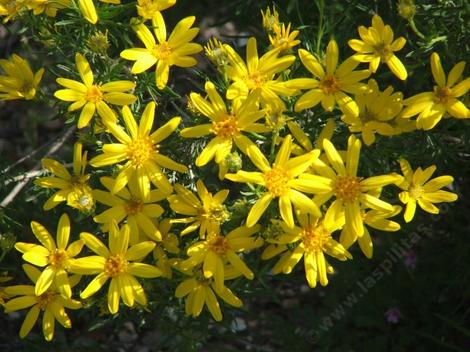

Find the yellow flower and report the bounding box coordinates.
[0,54,44,100]
[340,204,402,258]
[349,14,408,80]
[269,23,300,52]
[287,118,336,156]
[204,38,230,74]
[180,225,263,291]
[289,39,370,116]
[267,214,351,287]
[305,135,400,239]
[86,30,109,54]
[137,0,175,20]
[54,53,136,129]
[121,12,202,89]
[397,159,458,222]
[401,53,470,130]
[89,102,187,198]
[181,81,267,169]
[4,264,81,341]
[93,176,166,243]
[397,0,416,20]
[226,135,325,228]
[260,5,280,32]
[68,221,162,314]
[14,214,84,298]
[175,269,243,321]
[342,79,403,145]
[152,219,180,278]
[168,179,229,238]
[35,142,95,213]
[28,0,70,17]
[225,37,297,110]
[77,0,120,24]
[0,0,27,22]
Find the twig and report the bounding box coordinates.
[0,126,76,208]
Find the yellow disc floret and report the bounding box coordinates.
[126,137,155,167]
[104,254,128,277]
[211,115,240,139]
[264,164,292,197]
[334,175,362,202]
[207,235,230,256]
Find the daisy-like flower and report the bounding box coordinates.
[0,54,44,100]
[397,159,458,222]
[152,219,180,278]
[289,39,370,116]
[287,118,336,156]
[86,30,109,55]
[304,135,400,239]
[28,0,70,17]
[4,264,81,341]
[68,221,162,314]
[137,0,175,20]
[401,53,470,130]
[0,0,27,22]
[349,14,408,80]
[180,225,263,290]
[120,12,202,89]
[35,142,95,213]
[340,204,402,258]
[77,0,120,24]
[260,5,280,32]
[342,79,403,145]
[225,37,297,110]
[204,38,231,75]
[269,23,301,52]
[168,179,229,238]
[89,102,187,198]
[14,214,84,298]
[54,53,136,129]
[266,214,351,287]
[175,269,243,321]
[181,81,267,170]
[226,135,323,228]
[93,176,166,243]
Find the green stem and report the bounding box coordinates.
[315,0,325,53]
[409,18,426,40]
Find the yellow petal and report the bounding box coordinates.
[430,52,445,87]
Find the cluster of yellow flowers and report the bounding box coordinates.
[1,1,467,342]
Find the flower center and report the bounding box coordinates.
[409,184,424,199]
[211,115,239,139]
[248,71,266,89]
[86,85,103,103]
[48,249,67,268]
[104,254,128,277]
[334,175,362,202]
[319,74,340,95]
[125,199,144,215]
[152,42,172,60]
[201,204,229,223]
[126,137,155,167]
[301,224,331,253]
[207,235,230,255]
[37,291,55,310]
[433,86,452,104]
[67,184,95,213]
[374,43,393,61]
[263,164,292,197]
